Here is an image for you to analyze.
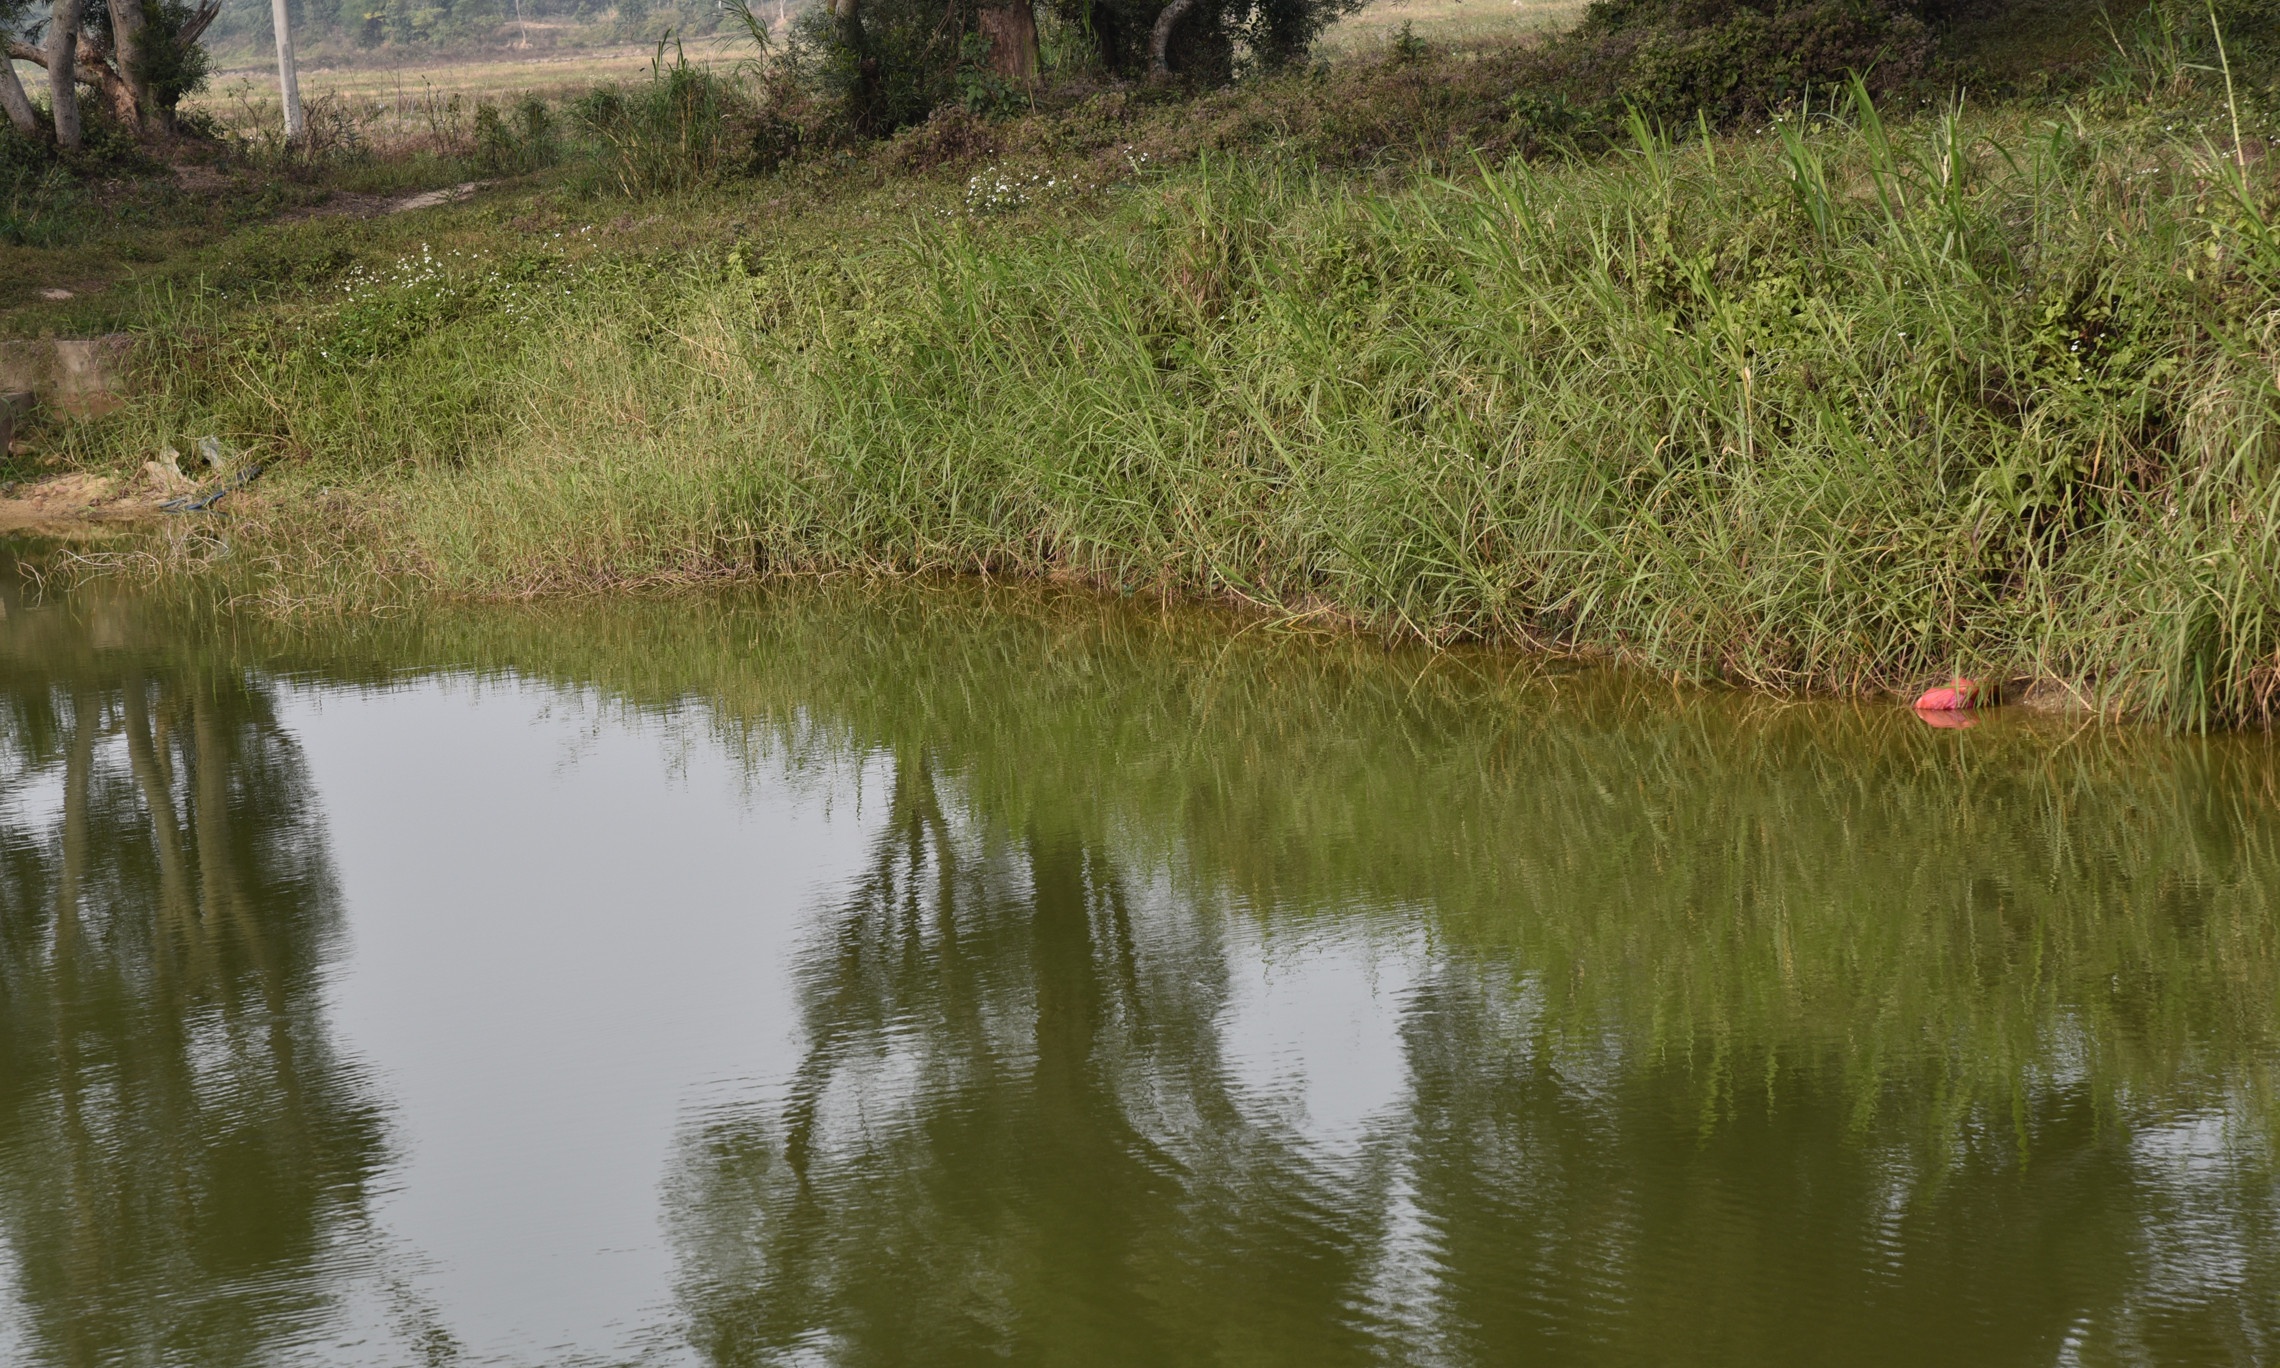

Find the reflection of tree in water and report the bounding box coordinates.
[667,748,1401,1366]
[669,743,2280,1365]
[0,550,395,1368]
[648,586,2280,1365]
[1381,960,2257,1363]
[16,571,2266,1363]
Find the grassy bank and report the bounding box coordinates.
[21,18,2280,725]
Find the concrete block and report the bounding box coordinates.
[0,340,49,395]
[0,336,137,417]
[51,336,136,417]
[0,391,29,458]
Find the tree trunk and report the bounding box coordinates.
[45,0,86,149]
[1147,0,1202,83]
[7,0,217,143]
[108,0,152,133]
[976,0,1038,85]
[832,0,879,133]
[270,0,304,140]
[123,676,198,932]
[0,46,41,137]
[76,34,144,128]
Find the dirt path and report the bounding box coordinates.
[283,179,491,222]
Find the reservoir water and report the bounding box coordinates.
[2,536,2276,1366]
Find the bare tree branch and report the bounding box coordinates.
[180,0,221,46]
[7,35,109,86]
[1148,0,1202,82]
[0,44,39,137]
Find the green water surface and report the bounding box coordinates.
[1,538,2276,1366]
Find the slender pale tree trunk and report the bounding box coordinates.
[0,52,41,135]
[270,0,304,140]
[1147,0,1201,82]
[44,0,86,149]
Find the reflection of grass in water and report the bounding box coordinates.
[132,573,2280,1159]
[315,578,2277,1360]
[32,561,2277,1359]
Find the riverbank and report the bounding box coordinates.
[16,28,2280,724]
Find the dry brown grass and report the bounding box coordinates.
[1320,0,1584,53]
[187,38,756,147]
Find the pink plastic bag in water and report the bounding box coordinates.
[1913,677,1979,722]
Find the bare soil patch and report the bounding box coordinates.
[0,471,177,532]
[281,180,491,222]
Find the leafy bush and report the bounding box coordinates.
[0,100,153,246]
[786,0,960,135]
[137,0,216,118]
[473,95,560,174]
[956,32,1030,117]
[1573,0,1937,123]
[572,47,744,196]
[1065,0,1360,81]
[787,0,1361,138]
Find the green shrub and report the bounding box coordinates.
[0,101,155,247]
[137,0,215,119]
[572,46,745,196]
[473,95,561,175]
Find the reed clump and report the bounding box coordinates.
[90,75,2280,726]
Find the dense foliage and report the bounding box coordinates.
[1574,0,1938,121]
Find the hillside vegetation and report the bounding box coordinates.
[15,0,2280,724]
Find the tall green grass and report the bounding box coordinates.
[102,82,2280,723]
[570,47,752,197]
